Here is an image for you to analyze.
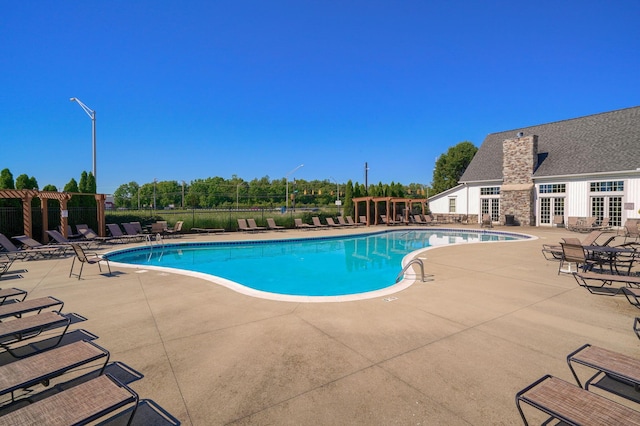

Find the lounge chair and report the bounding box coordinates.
[558,242,599,274]
[622,287,640,309]
[336,216,349,226]
[380,215,397,225]
[0,256,17,279]
[0,287,27,304]
[237,218,259,232]
[567,343,640,403]
[46,229,95,249]
[0,373,139,426]
[192,227,225,234]
[164,220,184,237]
[106,224,142,243]
[542,231,616,261]
[570,271,636,295]
[121,223,146,241]
[11,235,69,257]
[566,216,581,231]
[0,339,110,401]
[480,214,492,228]
[0,233,44,260]
[312,217,328,228]
[59,224,82,239]
[77,226,114,245]
[553,215,564,227]
[0,296,64,320]
[266,218,285,231]
[69,243,112,280]
[516,375,640,425]
[619,219,640,242]
[0,311,70,358]
[358,216,367,225]
[247,218,266,231]
[294,218,315,230]
[635,317,640,340]
[325,217,342,227]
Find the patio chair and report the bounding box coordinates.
[106,224,142,243]
[247,218,266,231]
[516,375,640,425]
[573,216,598,233]
[567,344,640,404]
[312,217,328,228]
[380,215,397,225]
[571,271,636,295]
[121,223,146,241]
[481,214,492,228]
[553,215,564,227]
[336,216,350,226]
[558,242,597,274]
[266,218,285,231]
[77,227,115,245]
[358,216,367,225]
[59,224,82,239]
[12,235,69,257]
[0,339,110,402]
[0,373,139,426]
[619,219,640,242]
[237,218,257,232]
[164,220,184,237]
[69,243,112,280]
[325,217,342,227]
[0,287,27,304]
[0,233,49,261]
[46,229,95,249]
[566,216,581,231]
[294,218,315,230]
[0,311,70,358]
[0,296,64,320]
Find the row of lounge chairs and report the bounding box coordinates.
[566,216,611,233]
[517,343,640,424]
[0,289,141,424]
[294,216,366,230]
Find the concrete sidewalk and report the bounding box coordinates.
[3,226,638,425]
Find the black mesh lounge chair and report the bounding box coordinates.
[46,230,95,249]
[0,296,64,320]
[0,340,110,403]
[121,223,146,241]
[4,234,67,259]
[77,227,114,245]
[0,373,139,426]
[69,243,112,280]
[567,343,640,402]
[0,311,70,358]
[106,224,142,243]
[516,375,640,425]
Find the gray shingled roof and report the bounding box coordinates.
[460,106,640,182]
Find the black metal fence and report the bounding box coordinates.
[0,207,98,243]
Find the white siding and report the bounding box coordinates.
[624,176,640,220]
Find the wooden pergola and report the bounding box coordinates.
[0,189,106,241]
[352,196,428,226]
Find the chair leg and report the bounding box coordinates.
[69,257,77,278]
[77,263,84,280]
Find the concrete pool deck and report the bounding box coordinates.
[2,225,639,424]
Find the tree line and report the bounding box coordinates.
[1,141,478,211]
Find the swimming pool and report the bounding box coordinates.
[107,229,531,302]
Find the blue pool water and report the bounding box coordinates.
[107,229,527,299]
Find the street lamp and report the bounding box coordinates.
[69,97,97,185]
[153,178,157,211]
[285,164,304,210]
[236,182,248,211]
[330,176,340,214]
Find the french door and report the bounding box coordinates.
[539,197,565,225]
[591,196,622,227]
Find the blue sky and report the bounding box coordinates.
[2,1,639,194]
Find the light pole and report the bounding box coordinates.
[330,176,340,214]
[69,97,97,185]
[285,164,304,210]
[236,182,248,211]
[153,178,157,211]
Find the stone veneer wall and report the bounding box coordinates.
[500,135,537,226]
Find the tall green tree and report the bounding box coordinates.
[15,174,38,190]
[0,169,14,189]
[431,141,478,194]
[113,181,140,209]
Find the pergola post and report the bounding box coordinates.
[22,194,33,238]
[60,198,69,239]
[41,197,49,241]
[95,194,106,237]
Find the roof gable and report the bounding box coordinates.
[460,106,640,182]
